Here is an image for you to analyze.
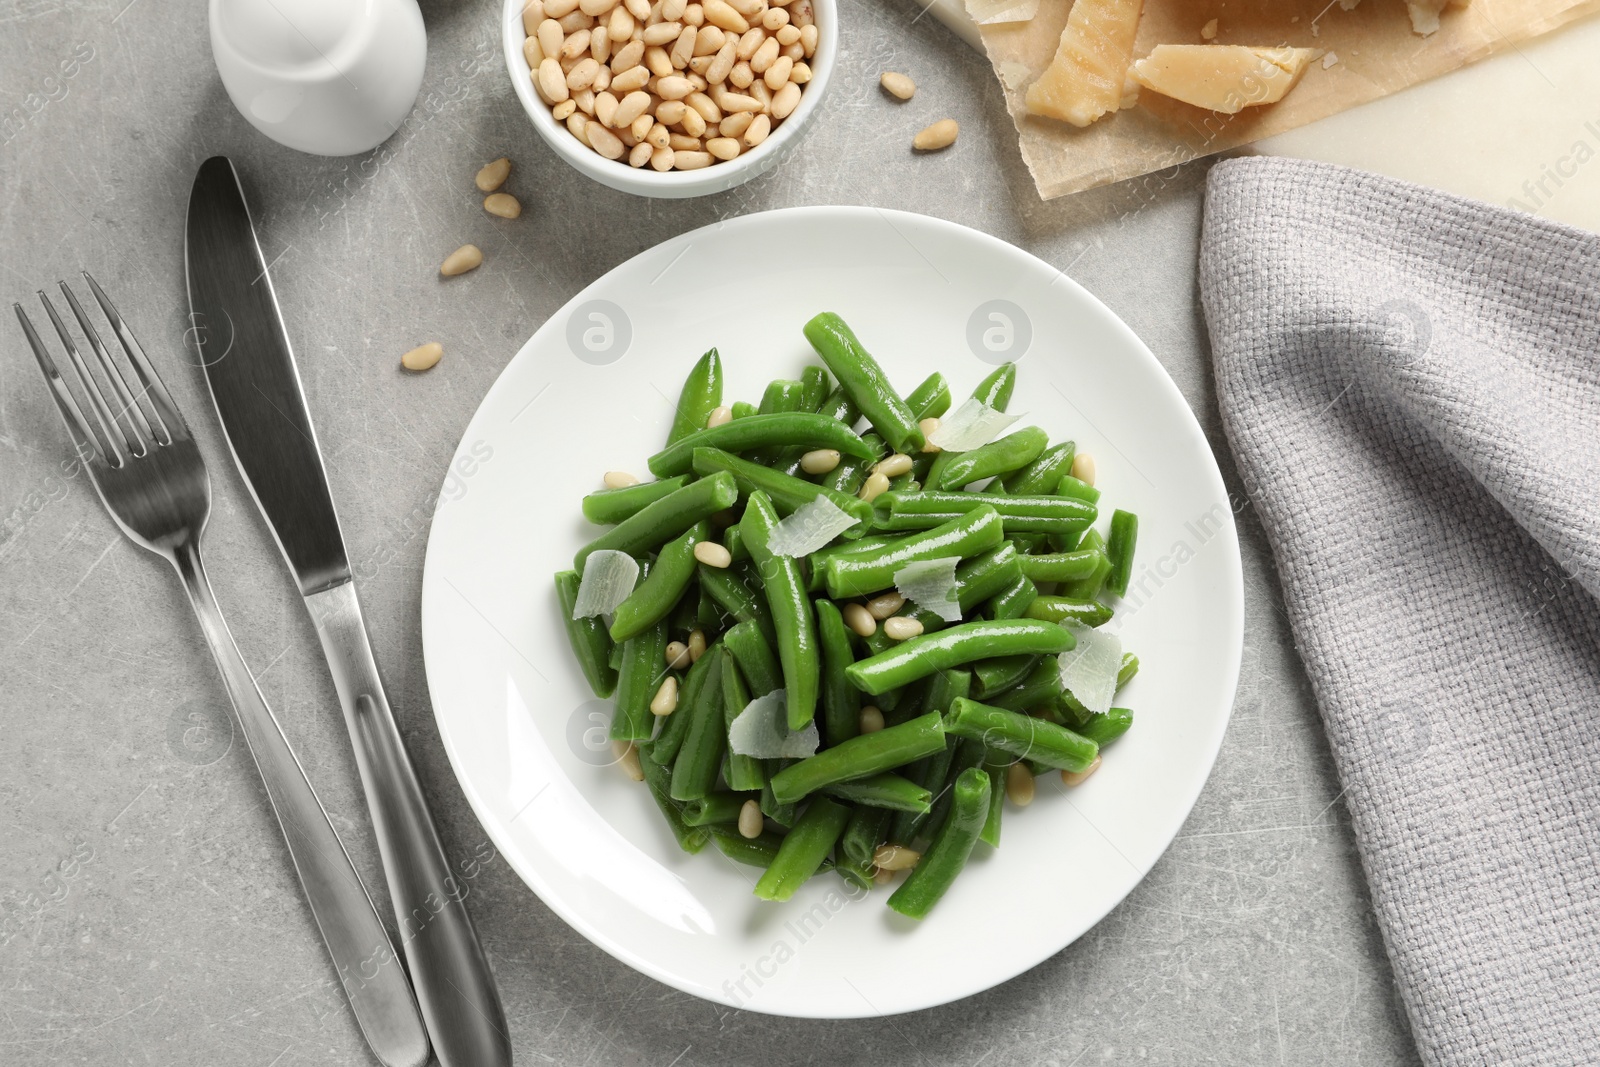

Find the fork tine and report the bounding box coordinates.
[36,291,130,467]
[14,303,115,467]
[59,280,158,454]
[82,272,188,444]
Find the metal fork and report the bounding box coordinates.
[15,275,430,1067]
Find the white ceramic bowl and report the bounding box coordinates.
[501,0,835,198]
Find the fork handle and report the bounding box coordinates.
[304,582,512,1067]
[171,542,431,1067]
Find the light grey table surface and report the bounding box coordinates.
[0,0,1422,1063]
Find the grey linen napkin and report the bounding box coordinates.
[1198,156,1600,1066]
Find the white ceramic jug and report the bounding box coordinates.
[210,0,427,156]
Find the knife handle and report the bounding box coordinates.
[171,543,430,1067]
[305,582,513,1067]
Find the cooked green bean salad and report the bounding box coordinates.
[555,311,1140,918]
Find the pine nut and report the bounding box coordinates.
[567,112,590,145]
[567,57,602,89]
[694,541,732,568]
[545,0,580,15]
[644,44,673,74]
[865,591,904,619]
[656,74,693,99]
[1061,755,1102,787]
[671,25,697,66]
[523,0,546,34]
[665,640,691,669]
[762,6,788,28]
[610,64,649,91]
[538,17,565,55]
[483,192,522,218]
[914,119,958,151]
[798,20,817,51]
[602,470,639,488]
[595,90,620,125]
[704,0,749,32]
[776,23,800,44]
[574,87,597,114]
[611,38,645,69]
[538,57,571,102]
[650,676,680,715]
[632,113,655,140]
[872,865,895,886]
[683,2,704,24]
[1006,761,1035,806]
[401,342,443,372]
[706,41,736,83]
[626,0,651,16]
[873,844,920,870]
[763,54,792,89]
[880,71,915,100]
[440,244,483,276]
[674,149,712,169]
[580,0,616,14]
[704,136,740,159]
[842,602,876,637]
[727,0,764,14]
[591,24,612,61]
[734,27,764,59]
[558,9,595,30]
[663,0,688,16]
[655,99,688,125]
[883,616,924,640]
[771,80,801,119]
[750,36,779,72]
[918,418,941,450]
[859,471,890,502]
[686,90,721,121]
[608,4,635,38]
[587,122,626,158]
[669,133,702,151]
[552,98,578,120]
[738,798,764,838]
[643,19,682,43]
[694,25,726,53]
[706,405,733,427]
[628,140,651,165]
[741,112,770,147]
[859,705,885,734]
[524,35,546,66]
[614,740,646,781]
[790,60,811,83]
[687,628,708,662]
[1071,452,1095,486]
[561,27,592,57]
[718,110,753,137]
[748,79,771,108]
[612,89,652,126]
[650,145,675,170]
[875,453,913,477]
[680,106,707,136]
[728,60,754,88]
[475,157,512,191]
[799,448,839,474]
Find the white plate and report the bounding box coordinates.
[420,207,1243,1019]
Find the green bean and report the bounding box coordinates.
[741,491,820,730]
[647,640,713,761]
[904,372,952,420]
[710,827,786,867]
[834,855,875,890]
[1055,473,1101,505]
[952,543,1024,612]
[886,767,990,919]
[800,365,832,411]
[815,600,861,747]
[987,656,1065,712]
[971,362,1017,411]
[768,712,946,804]
[919,737,986,844]
[944,697,1098,772]
[758,378,807,415]
[723,619,782,696]
[681,791,749,826]
[1118,652,1139,690]
[1078,707,1134,747]
[1018,550,1103,583]
[872,490,1097,537]
[647,413,876,478]
[639,752,711,853]
[845,619,1072,696]
[822,506,1004,599]
[980,759,1006,847]
[1105,509,1139,597]
[1002,441,1075,494]
[753,796,851,901]
[803,312,925,454]
[935,426,1048,490]
[821,772,932,813]
[554,570,617,698]
[890,672,970,842]
[610,616,669,743]
[760,777,798,828]
[841,805,892,868]
[666,348,724,446]
[803,531,902,589]
[1025,596,1113,628]
[971,654,1038,699]
[692,447,873,537]
[670,648,726,801]
[723,523,750,562]
[699,564,775,644]
[984,574,1039,620]
[609,522,707,642]
[574,471,738,569]
[1059,533,1111,600]
[816,382,859,424]
[731,400,758,419]
[720,647,767,792]
[696,587,724,633]
[772,384,861,476]
[818,431,884,495]
[581,475,691,525]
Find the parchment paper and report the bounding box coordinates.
[973,0,1600,198]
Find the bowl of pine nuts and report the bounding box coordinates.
[504,0,833,197]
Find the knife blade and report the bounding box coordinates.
[185,155,513,1067]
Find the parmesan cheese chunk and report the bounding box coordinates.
[1128,45,1318,114]
[1023,0,1145,128]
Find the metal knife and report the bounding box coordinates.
[184,156,513,1067]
